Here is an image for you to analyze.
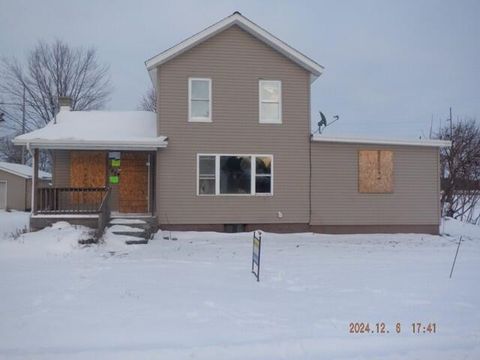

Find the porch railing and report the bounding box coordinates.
[35,187,111,214]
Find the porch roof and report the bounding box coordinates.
[13,110,168,150]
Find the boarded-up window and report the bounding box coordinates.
[358,150,393,193]
[70,151,106,204]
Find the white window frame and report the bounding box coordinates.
[259,80,282,124]
[196,154,274,196]
[197,155,216,195]
[188,77,212,122]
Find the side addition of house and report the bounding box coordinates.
[14,12,450,235]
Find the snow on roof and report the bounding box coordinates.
[13,110,167,150]
[311,134,451,147]
[0,162,51,180]
[145,12,324,86]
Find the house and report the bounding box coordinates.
[13,12,450,235]
[0,162,51,211]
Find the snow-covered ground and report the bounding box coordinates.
[0,210,29,239]
[0,215,479,359]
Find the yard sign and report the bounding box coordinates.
[252,231,262,282]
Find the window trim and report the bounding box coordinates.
[188,77,212,122]
[196,154,274,196]
[259,80,282,124]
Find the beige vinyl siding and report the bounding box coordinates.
[52,150,70,187]
[310,142,441,226]
[0,170,49,211]
[0,170,27,210]
[156,25,311,225]
[26,179,32,210]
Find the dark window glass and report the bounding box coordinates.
[255,156,272,193]
[199,156,215,194]
[220,156,251,194]
[255,156,272,174]
[255,176,271,193]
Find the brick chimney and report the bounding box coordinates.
[58,96,72,112]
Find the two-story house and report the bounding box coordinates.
[14,12,450,237]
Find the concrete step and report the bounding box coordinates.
[106,223,151,245]
[106,233,149,245]
[109,218,148,229]
[110,217,157,241]
[107,217,157,245]
[109,224,147,238]
[125,238,149,245]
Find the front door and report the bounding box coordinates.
[119,152,149,213]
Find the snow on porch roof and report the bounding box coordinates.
[13,110,168,150]
[0,161,51,180]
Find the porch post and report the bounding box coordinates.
[31,148,39,214]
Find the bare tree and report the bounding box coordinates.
[0,40,112,166]
[435,118,480,224]
[138,86,156,112]
[0,135,23,163]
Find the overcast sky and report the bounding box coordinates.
[1,0,479,138]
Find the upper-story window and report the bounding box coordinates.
[259,80,282,124]
[189,78,212,122]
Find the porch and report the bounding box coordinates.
[11,105,167,236]
[29,149,157,237]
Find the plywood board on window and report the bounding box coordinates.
[70,151,106,204]
[358,150,393,193]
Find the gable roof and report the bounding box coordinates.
[0,162,51,180]
[13,110,168,150]
[145,12,324,84]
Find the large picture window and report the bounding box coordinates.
[259,80,282,123]
[197,154,273,196]
[220,156,251,194]
[189,78,212,122]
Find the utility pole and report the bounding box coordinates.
[449,107,453,140]
[21,85,26,164]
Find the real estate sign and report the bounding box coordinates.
[252,231,262,282]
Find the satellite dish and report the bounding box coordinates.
[318,111,327,128]
[317,111,340,134]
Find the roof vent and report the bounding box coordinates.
[58,96,72,112]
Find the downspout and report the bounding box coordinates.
[24,175,28,211]
[26,142,35,214]
[309,134,312,227]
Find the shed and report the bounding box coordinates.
[0,162,51,211]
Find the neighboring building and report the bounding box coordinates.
[13,12,450,234]
[0,162,51,211]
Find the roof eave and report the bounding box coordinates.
[13,138,168,151]
[0,166,51,180]
[311,135,452,148]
